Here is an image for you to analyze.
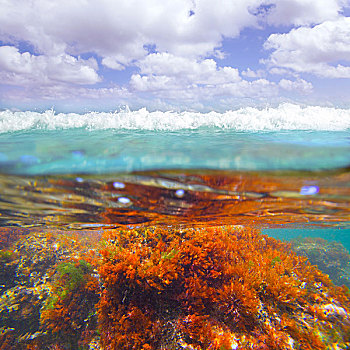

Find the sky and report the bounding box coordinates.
[0,0,350,112]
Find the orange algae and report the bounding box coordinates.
[97,225,350,349]
[41,260,99,332]
[39,254,100,348]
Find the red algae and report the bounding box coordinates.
[97,225,350,349]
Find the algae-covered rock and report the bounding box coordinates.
[0,286,42,335]
[0,249,18,291]
[97,226,350,350]
[39,259,100,349]
[0,229,100,349]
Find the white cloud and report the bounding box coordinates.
[0,49,310,103]
[1,83,131,103]
[263,17,350,78]
[101,57,126,71]
[279,78,313,93]
[269,67,298,77]
[130,53,280,100]
[0,46,100,85]
[135,53,240,84]
[241,68,266,78]
[259,0,345,26]
[131,53,241,92]
[0,0,349,67]
[1,0,349,75]
[0,0,264,66]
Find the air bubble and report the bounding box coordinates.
[118,197,131,204]
[113,181,125,189]
[175,189,185,198]
[300,186,319,195]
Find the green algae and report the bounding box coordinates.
[45,260,93,310]
[0,250,16,263]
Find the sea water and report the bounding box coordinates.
[0,103,349,349]
[0,103,349,229]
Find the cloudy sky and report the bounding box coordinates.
[0,0,350,111]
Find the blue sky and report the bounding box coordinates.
[0,0,349,112]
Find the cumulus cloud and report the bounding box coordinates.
[241,68,266,78]
[135,53,240,84]
[1,0,349,67]
[0,0,264,65]
[257,0,345,26]
[263,17,350,78]
[1,0,349,70]
[0,48,313,104]
[279,78,313,93]
[130,53,240,92]
[2,0,347,65]
[0,46,100,85]
[130,52,279,100]
[3,0,345,66]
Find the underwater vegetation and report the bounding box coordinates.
[0,226,350,349]
[98,226,350,350]
[0,229,100,350]
[0,231,66,349]
[291,237,350,289]
[40,259,100,349]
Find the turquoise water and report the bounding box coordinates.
[0,104,349,174]
[265,228,350,252]
[0,129,349,175]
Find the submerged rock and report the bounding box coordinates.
[0,229,100,349]
[291,237,350,288]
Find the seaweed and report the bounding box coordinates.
[40,259,99,349]
[97,225,350,349]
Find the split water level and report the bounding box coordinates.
[0,104,350,349]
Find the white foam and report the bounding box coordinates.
[0,103,349,133]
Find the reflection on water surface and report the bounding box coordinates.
[0,168,349,229]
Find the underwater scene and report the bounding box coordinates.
[0,105,350,349]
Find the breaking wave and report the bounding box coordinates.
[1,103,350,133]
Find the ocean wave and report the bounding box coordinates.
[1,103,350,133]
